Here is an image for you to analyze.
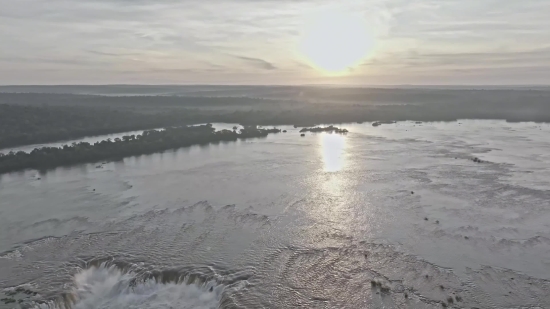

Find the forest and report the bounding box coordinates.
[2,88,550,150]
[0,104,215,149]
[0,124,281,174]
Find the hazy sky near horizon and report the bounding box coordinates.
[1,0,549,85]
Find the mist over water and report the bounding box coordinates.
[1,120,550,308]
[35,264,223,309]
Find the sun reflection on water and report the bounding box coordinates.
[299,132,358,245]
[317,132,349,199]
[321,132,346,172]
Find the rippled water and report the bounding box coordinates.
[1,121,550,308]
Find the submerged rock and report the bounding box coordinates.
[472,157,483,163]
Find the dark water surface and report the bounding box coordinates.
[1,121,550,308]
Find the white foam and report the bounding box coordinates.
[35,265,222,309]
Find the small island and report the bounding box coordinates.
[0,124,281,174]
[372,121,396,127]
[299,126,348,134]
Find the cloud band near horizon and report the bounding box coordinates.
[1,0,549,85]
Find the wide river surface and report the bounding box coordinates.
[1,121,549,308]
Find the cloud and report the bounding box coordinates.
[234,56,277,70]
[363,47,550,69]
[0,56,112,66]
[295,61,313,70]
[0,0,549,84]
[86,50,139,57]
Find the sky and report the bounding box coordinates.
[1,0,549,85]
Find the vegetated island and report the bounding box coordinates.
[372,121,396,127]
[299,126,349,133]
[0,124,281,174]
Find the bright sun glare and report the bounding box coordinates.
[300,10,374,75]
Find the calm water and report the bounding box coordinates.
[1,121,550,308]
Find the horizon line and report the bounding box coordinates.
[1,84,550,88]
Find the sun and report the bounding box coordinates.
[299,10,374,75]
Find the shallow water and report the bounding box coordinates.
[1,120,550,308]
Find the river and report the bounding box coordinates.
[1,120,549,308]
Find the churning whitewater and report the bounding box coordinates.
[34,264,222,309]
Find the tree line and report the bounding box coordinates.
[0,104,217,149]
[3,89,550,150]
[0,124,281,174]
